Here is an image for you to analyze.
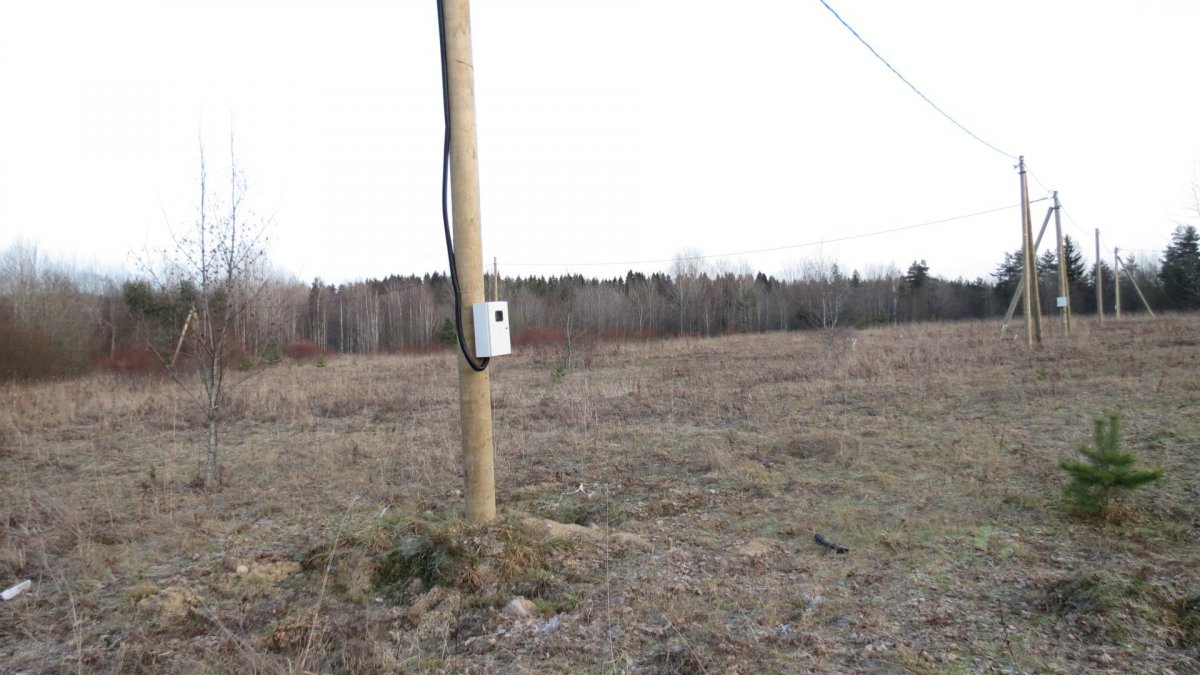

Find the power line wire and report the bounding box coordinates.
[1048,196,1094,241]
[817,0,1018,161]
[1024,166,1054,201]
[1061,207,1087,234]
[506,199,1045,268]
[1062,211,1166,265]
[1068,210,1122,270]
[818,0,1079,244]
[1022,166,1100,245]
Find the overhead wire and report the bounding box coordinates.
[1037,188,1093,241]
[1061,212,1093,241]
[1061,208,1160,267]
[816,0,1157,273]
[505,199,1046,268]
[1024,166,1055,203]
[817,0,1018,161]
[817,0,1090,267]
[1057,206,1116,270]
[1061,207,1093,239]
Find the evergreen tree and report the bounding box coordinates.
[899,260,935,321]
[1037,249,1058,279]
[1159,224,1200,309]
[904,260,929,289]
[1062,235,1087,285]
[1060,414,1162,517]
[754,271,774,290]
[1037,251,1058,312]
[992,250,1024,301]
[1083,261,1115,314]
[1034,237,1086,284]
[436,317,458,344]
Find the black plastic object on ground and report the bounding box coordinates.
[814,533,849,554]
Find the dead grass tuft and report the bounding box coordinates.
[1177,591,1200,648]
[772,429,844,460]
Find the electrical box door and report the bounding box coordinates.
[472,301,511,357]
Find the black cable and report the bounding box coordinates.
[437,0,488,372]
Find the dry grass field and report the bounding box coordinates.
[2,316,1198,673]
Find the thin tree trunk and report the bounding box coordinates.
[205,412,219,487]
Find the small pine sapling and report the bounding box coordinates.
[437,318,458,345]
[1060,413,1162,517]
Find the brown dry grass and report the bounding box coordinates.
[1,315,1198,673]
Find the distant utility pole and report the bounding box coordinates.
[443,0,496,524]
[1114,247,1122,319]
[1053,192,1070,335]
[1019,157,1042,346]
[1095,229,1103,323]
[492,257,500,302]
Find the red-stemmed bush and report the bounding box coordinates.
[512,326,565,350]
[283,340,334,361]
[92,347,169,376]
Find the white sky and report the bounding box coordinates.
[2,1,1198,285]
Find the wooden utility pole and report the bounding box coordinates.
[999,205,1053,339]
[443,0,496,523]
[1095,229,1104,323]
[1053,192,1070,335]
[1019,157,1041,346]
[1114,247,1122,319]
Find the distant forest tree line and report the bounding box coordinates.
[1,225,1198,381]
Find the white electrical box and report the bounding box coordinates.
[472,301,511,357]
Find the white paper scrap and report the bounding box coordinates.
[1,580,31,601]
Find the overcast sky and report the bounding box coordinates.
[2,1,1198,285]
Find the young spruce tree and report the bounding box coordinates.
[1060,413,1162,517]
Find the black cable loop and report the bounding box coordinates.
[437,0,489,372]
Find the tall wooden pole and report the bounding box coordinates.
[1053,191,1070,335]
[1095,228,1104,323]
[1114,247,1122,319]
[1019,157,1041,346]
[1019,157,1033,346]
[443,0,495,523]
